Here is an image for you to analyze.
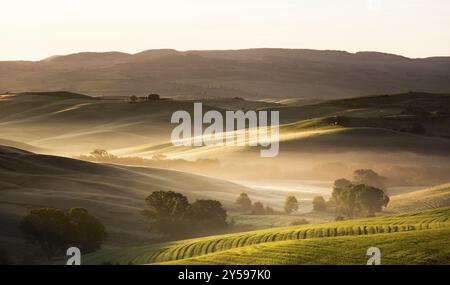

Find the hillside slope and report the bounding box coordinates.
[0,146,257,254]
[162,228,450,265]
[387,183,450,213]
[83,207,450,264]
[1,48,450,99]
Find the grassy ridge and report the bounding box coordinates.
[161,228,450,265]
[388,183,450,213]
[84,207,450,265]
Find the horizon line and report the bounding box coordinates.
[3,47,450,62]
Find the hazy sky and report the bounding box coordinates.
[1,0,450,60]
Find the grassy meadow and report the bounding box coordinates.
[82,207,450,265]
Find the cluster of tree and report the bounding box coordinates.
[331,179,389,217]
[20,208,106,259]
[143,191,227,238]
[311,169,389,216]
[235,193,299,215]
[129,93,161,103]
[78,150,220,172]
[235,193,275,215]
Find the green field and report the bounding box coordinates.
[162,228,450,265]
[83,207,450,265]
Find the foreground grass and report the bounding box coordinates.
[84,207,450,265]
[160,228,450,265]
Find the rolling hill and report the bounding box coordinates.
[1,49,450,99]
[82,207,450,265]
[387,183,450,213]
[162,228,450,265]
[0,145,262,258]
[1,91,450,185]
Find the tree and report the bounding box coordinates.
[251,202,266,215]
[66,208,107,253]
[332,182,389,218]
[20,208,106,260]
[334,178,352,189]
[90,149,113,159]
[235,193,252,212]
[129,95,138,103]
[332,184,358,217]
[147,94,160,101]
[190,200,227,229]
[354,185,390,216]
[144,191,191,236]
[284,196,299,214]
[265,206,275,215]
[143,191,229,237]
[20,208,71,259]
[312,196,327,212]
[353,169,387,191]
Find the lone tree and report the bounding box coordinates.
[284,196,299,214]
[251,202,266,215]
[235,193,252,212]
[20,208,106,260]
[312,196,327,212]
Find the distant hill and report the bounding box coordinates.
[1,48,450,99]
[387,183,450,213]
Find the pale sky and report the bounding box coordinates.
[1,0,450,61]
